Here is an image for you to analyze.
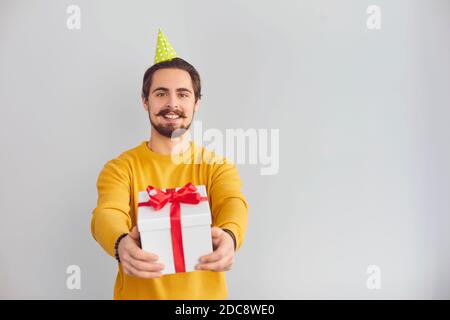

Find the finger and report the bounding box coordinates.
[128,258,165,273]
[123,262,163,279]
[212,238,220,250]
[128,245,159,262]
[128,226,140,241]
[198,255,234,272]
[196,259,226,272]
[211,227,223,237]
[213,237,221,245]
[199,248,228,264]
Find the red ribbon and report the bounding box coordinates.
[138,182,208,273]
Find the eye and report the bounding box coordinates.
[179,93,189,98]
[156,92,166,97]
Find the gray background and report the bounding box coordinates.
[1,0,449,299]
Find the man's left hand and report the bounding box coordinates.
[195,227,235,272]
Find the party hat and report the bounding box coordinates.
[154,28,178,64]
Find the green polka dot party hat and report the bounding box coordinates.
[154,28,178,64]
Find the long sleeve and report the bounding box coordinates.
[91,141,249,299]
[90,158,132,257]
[208,160,249,251]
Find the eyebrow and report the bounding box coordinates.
[151,87,192,94]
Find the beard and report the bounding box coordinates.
[149,107,195,139]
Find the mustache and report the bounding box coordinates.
[155,108,187,118]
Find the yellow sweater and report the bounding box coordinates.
[90,140,248,299]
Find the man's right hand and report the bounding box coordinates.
[118,226,165,278]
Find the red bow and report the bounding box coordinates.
[138,182,208,273]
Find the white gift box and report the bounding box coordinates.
[137,184,213,275]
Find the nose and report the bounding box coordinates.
[167,92,180,109]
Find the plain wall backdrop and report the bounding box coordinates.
[0,0,449,299]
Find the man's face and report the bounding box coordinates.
[143,68,199,139]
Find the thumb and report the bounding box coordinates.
[128,226,140,241]
[211,226,223,238]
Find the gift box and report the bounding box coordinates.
[137,183,213,275]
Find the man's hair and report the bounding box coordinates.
[141,57,202,102]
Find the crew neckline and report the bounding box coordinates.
[141,140,196,163]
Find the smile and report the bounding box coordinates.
[163,114,180,119]
[162,112,182,120]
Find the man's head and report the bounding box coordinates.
[141,58,202,139]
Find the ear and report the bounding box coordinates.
[142,96,149,111]
[194,99,200,112]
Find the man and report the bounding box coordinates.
[90,29,248,299]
